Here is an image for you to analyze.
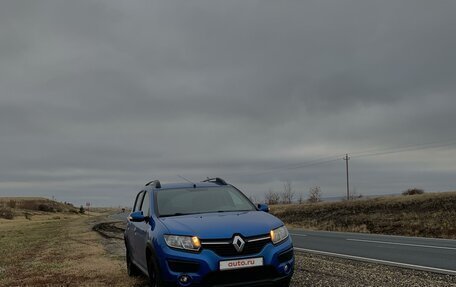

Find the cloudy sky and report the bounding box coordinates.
[1,0,456,206]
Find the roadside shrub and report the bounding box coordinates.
[308,186,322,203]
[24,212,32,220]
[21,200,39,210]
[8,200,16,209]
[38,204,56,212]
[281,181,294,204]
[0,208,14,220]
[79,206,85,214]
[265,190,280,205]
[402,188,425,196]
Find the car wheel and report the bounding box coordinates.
[126,248,140,276]
[277,278,291,287]
[147,254,163,287]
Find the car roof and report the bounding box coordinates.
[146,181,226,191]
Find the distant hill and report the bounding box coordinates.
[0,197,78,216]
[271,191,456,239]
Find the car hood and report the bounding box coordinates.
[159,211,283,239]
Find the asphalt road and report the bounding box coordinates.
[290,229,456,276]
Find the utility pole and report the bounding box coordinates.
[344,154,350,200]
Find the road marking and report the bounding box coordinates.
[346,238,456,251]
[294,247,456,276]
[290,233,307,237]
[289,229,456,242]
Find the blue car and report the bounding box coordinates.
[124,178,294,287]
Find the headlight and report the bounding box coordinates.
[270,226,289,244]
[164,235,201,251]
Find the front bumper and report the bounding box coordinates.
[156,236,294,286]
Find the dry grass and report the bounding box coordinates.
[0,197,78,216]
[0,212,142,287]
[271,191,456,239]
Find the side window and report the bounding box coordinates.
[133,191,145,212]
[140,191,150,216]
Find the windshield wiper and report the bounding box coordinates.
[216,210,251,213]
[160,213,189,218]
[161,210,252,217]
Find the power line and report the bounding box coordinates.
[256,154,344,172]
[249,138,456,176]
[352,140,456,159]
[348,136,456,156]
[231,136,456,182]
[250,156,343,176]
[227,137,456,201]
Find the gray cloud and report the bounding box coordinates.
[1,0,456,206]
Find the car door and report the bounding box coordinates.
[136,190,151,270]
[128,191,144,263]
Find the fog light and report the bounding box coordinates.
[178,274,191,286]
[284,264,291,274]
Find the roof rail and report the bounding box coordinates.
[145,180,161,188]
[202,177,228,186]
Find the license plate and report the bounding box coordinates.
[219,257,263,271]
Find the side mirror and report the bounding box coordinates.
[257,203,270,213]
[128,211,146,222]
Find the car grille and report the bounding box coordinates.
[201,234,271,257]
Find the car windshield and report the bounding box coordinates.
[157,186,256,217]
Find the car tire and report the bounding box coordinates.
[277,278,291,287]
[126,248,141,277]
[147,254,164,287]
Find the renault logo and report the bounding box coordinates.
[232,235,245,253]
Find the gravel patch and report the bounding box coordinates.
[291,251,456,287]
